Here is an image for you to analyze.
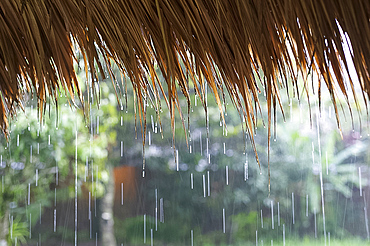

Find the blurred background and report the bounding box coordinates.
[0,63,369,246]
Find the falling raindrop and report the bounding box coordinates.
[207,171,210,197]
[160,198,164,223]
[151,229,153,246]
[244,160,249,181]
[39,203,42,224]
[53,209,57,232]
[226,166,229,185]
[29,213,32,238]
[261,210,263,228]
[176,150,179,172]
[144,214,146,244]
[36,169,38,186]
[271,201,274,229]
[256,231,258,246]
[30,145,33,163]
[222,208,226,233]
[191,230,194,246]
[120,141,124,157]
[283,224,285,246]
[155,189,158,231]
[17,134,19,146]
[190,173,194,190]
[292,192,295,224]
[89,192,92,239]
[28,183,30,205]
[151,115,154,132]
[278,202,280,226]
[121,183,124,205]
[203,175,206,198]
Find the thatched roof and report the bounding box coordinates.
[1,1,369,150]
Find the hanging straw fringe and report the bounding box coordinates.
[0,1,369,159]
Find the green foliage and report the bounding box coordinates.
[8,216,28,245]
[115,215,193,245]
[231,211,259,242]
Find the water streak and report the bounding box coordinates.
[261,210,263,228]
[176,150,179,171]
[226,166,229,185]
[207,171,210,197]
[160,198,164,223]
[271,201,274,229]
[203,175,206,198]
[121,183,124,205]
[190,173,194,190]
[223,208,226,233]
[292,192,295,224]
[191,230,194,246]
[144,214,146,243]
[151,229,153,246]
[29,213,31,238]
[120,141,124,157]
[278,202,280,226]
[53,209,57,232]
[306,194,309,217]
[244,160,249,181]
[155,189,158,231]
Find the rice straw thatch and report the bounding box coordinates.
[0,1,369,167]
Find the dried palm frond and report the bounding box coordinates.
[0,1,369,170]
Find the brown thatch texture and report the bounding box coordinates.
[0,0,369,147]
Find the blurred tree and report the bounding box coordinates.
[0,82,118,245]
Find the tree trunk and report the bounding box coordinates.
[100,165,117,246]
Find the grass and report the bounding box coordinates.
[228,238,370,246]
